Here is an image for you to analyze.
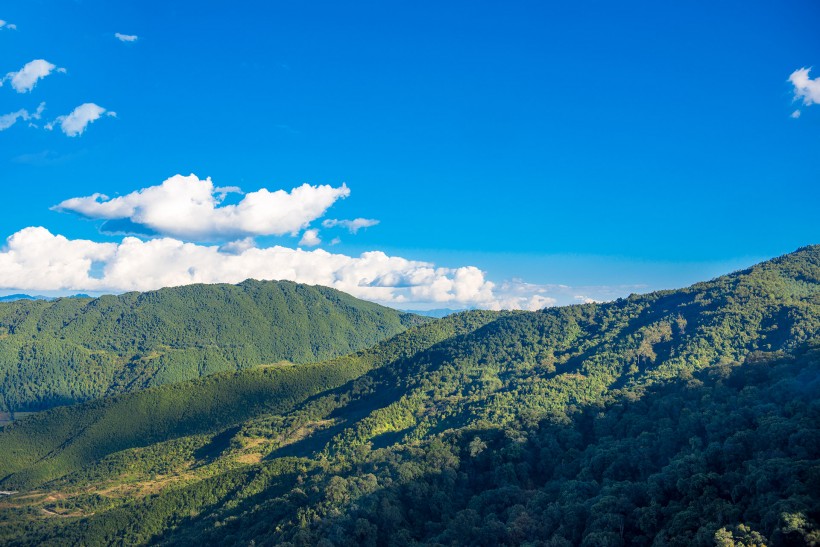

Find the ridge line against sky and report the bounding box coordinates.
[0,1,818,309]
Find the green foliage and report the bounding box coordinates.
[0,279,426,413]
[1,245,820,545]
[152,346,820,547]
[0,309,499,489]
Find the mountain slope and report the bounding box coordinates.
[0,246,818,545]
[0,310,501,488]
[0,279,425,413]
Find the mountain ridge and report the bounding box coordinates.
[0,279,427,414]
[0,246,818,545]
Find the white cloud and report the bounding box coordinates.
[791,110,801,119]
[54,174,352,241]
[789,67,820,107]
[0,109,29,131]
[0,226,638,310]
[0,228,117,291]
[322,217,380,234]
[0,20,16,31]
[45,103,112,136]
[299,229,321,247]
[219,238,256,254]
[3,59,60,93]
[114,32,138,42]
[0,102,45,131]
[0,227,542,308]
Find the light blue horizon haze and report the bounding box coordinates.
[0,0,818,308]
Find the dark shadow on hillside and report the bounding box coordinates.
[194,425,241,462]
[158,343,820,546]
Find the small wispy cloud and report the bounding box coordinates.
[45,103,114,136]
[114,32,138,42]
[11,149,81,166]
[299,229,321,247]
[0,20,16,31]
[322,218,380,234]
[0,102,45,131]
[789,68,820,113]
[2,59,63,93]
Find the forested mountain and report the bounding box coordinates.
[0,280,424,413]
[0,246,819,545]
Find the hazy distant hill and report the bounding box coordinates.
[0,294,53,302]
[0,280,425,413]
[402,307,467,318]
[0,247,818,545]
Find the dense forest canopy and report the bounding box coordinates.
[0,245,818,545]
[0,279,425,413]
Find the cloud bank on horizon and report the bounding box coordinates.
[2,175,556,310]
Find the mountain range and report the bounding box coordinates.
[0,280,425,414]
[0,246,818,545]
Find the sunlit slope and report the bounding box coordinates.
[0,279,427,413]
[0,310,500,489]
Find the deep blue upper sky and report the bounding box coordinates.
[0,0,818,305]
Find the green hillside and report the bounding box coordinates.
[0,246,819,545]
[0,310,500,489]
[0,279,425,413]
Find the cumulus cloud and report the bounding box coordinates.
[3,59,62,93]
[54,174,352,241]
[0,227,537,308]
[322,218,380,234]
[219,238,256,254]
[0,225,637,310]
[299,229,321,247]
[114,32,138,42]
[0,102,45,131]
[0,20,17,30]
[789,67,820,108]
[45,103,113,136]
[1,175,629,310]
[0,228,117,291]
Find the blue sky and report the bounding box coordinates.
[0,0,818,308]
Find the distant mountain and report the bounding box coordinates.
[0,294,53,302]
[0,280,427,413]
[0,294,91,302]
[401,307,468,318]
[0,247,818,545]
